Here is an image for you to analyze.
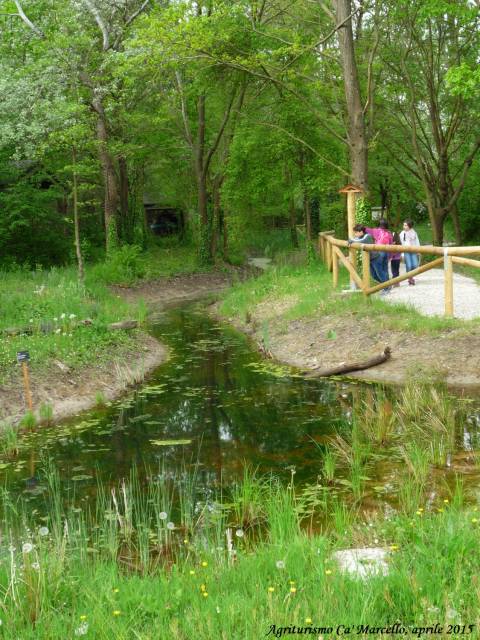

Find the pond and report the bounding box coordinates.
[2,302,480,515]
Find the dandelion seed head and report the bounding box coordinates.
[31,562,40,570]
[275,560,285,569]
[166,522,175,530]
[22,543,33,554]
[159,512,168,520]
[38,526,49,536]
[235,529,244,538]
[74,622,89,636]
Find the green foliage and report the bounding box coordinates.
[355,197,372,227]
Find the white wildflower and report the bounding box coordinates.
[22,543,33,554]
[53,317,58,322]
[60,313,66,319]
[31,562,40,571]
[74,622,89,636]
[69,314,76,319]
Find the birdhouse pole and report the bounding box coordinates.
[339,185,363,289]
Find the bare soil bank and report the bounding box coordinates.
[219,305,480,393]
[1,333,168,425]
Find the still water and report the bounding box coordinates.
[2,303,480,508]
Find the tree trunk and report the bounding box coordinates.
[72,147,84,285]
[289,196,298,248]
[118,155,130,243]
[449,204,462,245]
[335,0,368,192]
[93,96,118,254]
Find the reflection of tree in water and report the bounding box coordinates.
[4,304,480,506]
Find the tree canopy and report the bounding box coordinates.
[0,0,479,268]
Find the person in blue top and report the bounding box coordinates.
[348,224,391,295]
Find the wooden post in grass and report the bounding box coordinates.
[444,253,454,317]
[332,246,339,288]
[362,249,370,294]
[339,184,363,289]
[17,351,33,412]
[325,237,332,271]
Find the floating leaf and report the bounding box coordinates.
[71,474,93,481]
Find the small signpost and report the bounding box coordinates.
[17,351,33,412]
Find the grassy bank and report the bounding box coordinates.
[219,259,480,335]
[0,462,479,638]
[0,242,212,388]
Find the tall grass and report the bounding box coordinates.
[1,461,479,638]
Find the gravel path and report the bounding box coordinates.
[381,267,480,319]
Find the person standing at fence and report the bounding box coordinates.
[400,219,420,285]
[365,219,393,291]
[348,224,391,295]
[390,231,402,285]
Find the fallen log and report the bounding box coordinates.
[304,347,391,378]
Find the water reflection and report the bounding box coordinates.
[1,303,480,512]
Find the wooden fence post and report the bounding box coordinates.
[362,249,370,294]
[444,253,454,317]
[332,246,339,288]
[326,239,332,272]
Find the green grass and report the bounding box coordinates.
[219,258,480,334]
[0,266,140,384]
[0,462,479,638]
[0,241,212,387]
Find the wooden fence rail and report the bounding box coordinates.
[318,231,480,318]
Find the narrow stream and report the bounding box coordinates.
[2,302,480,512]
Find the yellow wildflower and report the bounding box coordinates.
[389,545,399,551]
[325,569,332,575]
[200,584,206,592]
[80,615,87,621]
[472,518,478,524]
[305,618,313,624]
[113,588,119,593]
[444,499,449,504]
[203,592,208,598]
[189,570,195,576]
[201,561,208,567]
[268,586,275,593]
[112,610,121,616]
[290,587,297,593]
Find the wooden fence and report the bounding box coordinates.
[318,230,480,317]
